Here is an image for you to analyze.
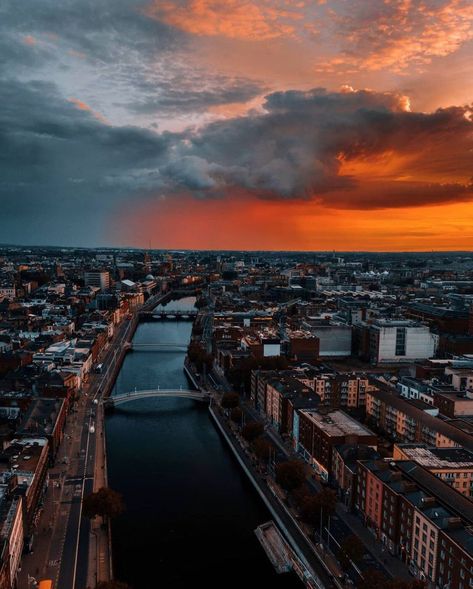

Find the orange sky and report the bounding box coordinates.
[112,196,473,251]
[111,0,473,252]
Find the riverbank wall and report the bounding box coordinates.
[183,359,200,389]
[95,290,174,584]
[208,405,330,589]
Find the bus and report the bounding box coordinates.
[38,580,53,589]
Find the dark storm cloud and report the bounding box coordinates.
[0,0,177,66]
[127,76,265,115]
[0,77,173,244]
[166,88,473,207]
[2,81,473,234]
[0,1,264,122]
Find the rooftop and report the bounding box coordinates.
[299,408,376,438]
[396,444,473,469]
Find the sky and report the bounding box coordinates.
[1,0,473,251]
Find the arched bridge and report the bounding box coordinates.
[106,388,210,408]
[139,310,198,321]
[124,342,188,352]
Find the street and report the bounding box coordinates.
[18,316,134,589]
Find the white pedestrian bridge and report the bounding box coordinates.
[106,388,210,407]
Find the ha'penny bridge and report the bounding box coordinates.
[105,387,210,410]
[124,342,189,352]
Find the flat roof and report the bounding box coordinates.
[397,444,473,469]
[299,409,376,438]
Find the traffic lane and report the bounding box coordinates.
[57,489,82,589]
[75,477,94,589]
[85,430,97,479]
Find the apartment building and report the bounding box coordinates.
[365,386,470,448]
[84,270,110,290]
[368,320,438,364]
[310,372,374,408]
[296,408,377,480]
[356,460,473,588]
[393,444,473,497]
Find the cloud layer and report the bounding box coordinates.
[1,0,473,247]
[2,80,472,226]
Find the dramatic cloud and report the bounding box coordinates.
[1,0,473,248]
[146,0,302,40]
[160,87,473,209]
[319,0,473,72]
[2,79,472,231]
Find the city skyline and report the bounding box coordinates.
[2,0,473,250]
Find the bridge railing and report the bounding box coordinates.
[107,388,210,406]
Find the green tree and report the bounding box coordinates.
[275,460,306,492]
[338,534,364,569]
[252,438,272,461]
[242,421,264,442]
[221,392,240,409]
[187,342,212,372]
[409,582,427,589]
[230,406,243,423]
[300,489,336,527]
[83,487,125,520]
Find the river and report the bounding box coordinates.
[106,297,301,588]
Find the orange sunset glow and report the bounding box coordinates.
[2,0,473,249]
[113,197,473,252]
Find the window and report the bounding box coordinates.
[395,327,406,356]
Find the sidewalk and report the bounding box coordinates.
[17,396,90,589]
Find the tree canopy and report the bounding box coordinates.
[221,392,240,409]
[83,487,125,520]
[300,489,337,527]
[275,460,306,491]
[338,534,364,569]
[242,421,264,442]
[252,437,272,461]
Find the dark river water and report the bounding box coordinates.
[106,297,301,588]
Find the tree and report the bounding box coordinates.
[230,407,243,423]
[221,392,240,409]
[300,489,336,527]
[252,437,272,461]
[316,488,337,513]
[338,534,364,569]
[410,582,427,589]
[187,342,212,372]
[242,421,264,442]
[83,487,125,520]
[275,460,306,492]
[409,579,427,589]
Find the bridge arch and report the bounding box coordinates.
[106,388,210,408]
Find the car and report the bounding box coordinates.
[89,424,95,434]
